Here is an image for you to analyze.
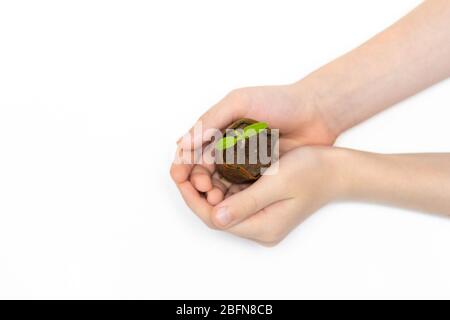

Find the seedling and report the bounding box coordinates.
[215,119,273,184]
[215,122,268,151]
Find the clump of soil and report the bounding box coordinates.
[215,118,273,184]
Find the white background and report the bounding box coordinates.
[1,0,449,299]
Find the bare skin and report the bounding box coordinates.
[176,147,450,246]
[171,0,450,245]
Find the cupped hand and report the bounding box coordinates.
[173,147,346,246]
[171,85,338,206]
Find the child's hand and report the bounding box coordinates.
[174,147,345,246]
[178,85,337,151]
[171,85,337,206]
[175,144,450,245]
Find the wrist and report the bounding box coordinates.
[287,80,342,144]
[321,147,361,200]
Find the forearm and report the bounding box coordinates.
[294,0,450,136]
[334,149,450,216]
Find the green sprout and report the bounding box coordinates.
[215,122,268,151]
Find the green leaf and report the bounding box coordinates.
[242,122,268,139]
[215,136,237,150]
[234,129,244,141]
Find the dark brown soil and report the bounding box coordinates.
[215,118,273,184]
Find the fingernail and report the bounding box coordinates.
[215,207,232,227]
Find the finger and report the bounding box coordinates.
[176,181,215,228]
[211,172,288,229]
[170,163,193,184]
[206,174,228,205]
[170,147,194,183]
[178,91,247,150]
[207,188,224,206]
[190,165,213,192]
[224,183,249,198]
[199,142,216,173]
[170,144,198,183]
[190,143,218,192]
[171,139,215,183]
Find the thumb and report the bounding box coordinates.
[211,173,286,229]
[178,90,247,150]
